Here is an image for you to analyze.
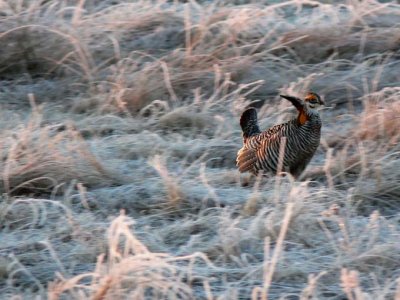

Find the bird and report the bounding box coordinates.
[236,92,324,178]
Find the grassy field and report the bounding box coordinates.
[0,0,400,299]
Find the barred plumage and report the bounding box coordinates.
[236,92,324,178]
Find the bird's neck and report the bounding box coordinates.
[297,108,320,126]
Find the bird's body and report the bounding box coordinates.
[236,92,324,178]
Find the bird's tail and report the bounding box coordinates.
[240,108,261,139]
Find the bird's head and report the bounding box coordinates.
[280,92,324,112]
[303,92,324,110]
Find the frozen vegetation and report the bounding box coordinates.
[0,0,399,299]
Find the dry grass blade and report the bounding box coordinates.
[47,211,214,300]
[0,0,400,299]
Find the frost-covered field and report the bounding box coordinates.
[0,0,399,299]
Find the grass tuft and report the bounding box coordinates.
[0,0,399,299]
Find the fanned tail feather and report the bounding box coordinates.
[240,108,261,139]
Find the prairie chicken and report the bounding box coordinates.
[236,92,324,178]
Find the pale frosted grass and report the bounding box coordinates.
[0,0,400,299]
[47,211,214,300]
[0,109,121,195]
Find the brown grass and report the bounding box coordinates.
[0,0,399,299]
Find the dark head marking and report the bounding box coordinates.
[304,92,324,105]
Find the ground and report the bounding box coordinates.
[0,0,399,299]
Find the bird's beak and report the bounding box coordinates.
[319,98,325,105]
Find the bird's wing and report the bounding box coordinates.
[237,124,287,174]
[236,145,258,173]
